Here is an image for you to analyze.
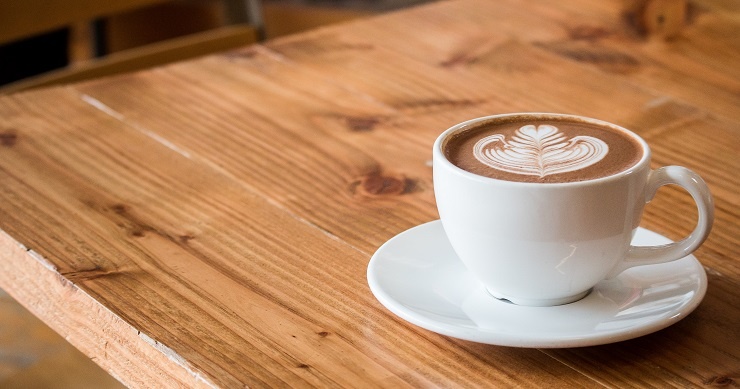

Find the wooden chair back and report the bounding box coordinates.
[0,0,260,93]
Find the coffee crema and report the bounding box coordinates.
[444,118,644,183]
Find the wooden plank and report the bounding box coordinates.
[73,37,712,254]
[326,0,739,121]
[0,88,592,387]
[73,51,444,254]
[63,2,740,387]
[535,0,740,121]
[0,231,211,388]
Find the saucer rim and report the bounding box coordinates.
[367,220,708,348]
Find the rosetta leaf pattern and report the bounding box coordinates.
[473,124,608,177]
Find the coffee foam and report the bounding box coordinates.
[444,118,644,183]
[473,124,609,178]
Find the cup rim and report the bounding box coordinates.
[434,113,651,187]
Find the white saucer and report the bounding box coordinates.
[367,220,707,348]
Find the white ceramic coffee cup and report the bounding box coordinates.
[433,113,714,306]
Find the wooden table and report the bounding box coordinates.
[1,0,738,387]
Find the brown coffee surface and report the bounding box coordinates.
[444,117,643,183]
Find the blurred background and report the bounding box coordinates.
[0,0,431,93]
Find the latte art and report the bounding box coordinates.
[473,124,608,178]
[444,117,643,183]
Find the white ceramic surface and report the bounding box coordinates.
[433,113,713,306]
[367,220,707,348]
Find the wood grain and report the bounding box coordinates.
[0,0,738,387]
[0,89,588,387]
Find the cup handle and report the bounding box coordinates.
[607,166,714,278]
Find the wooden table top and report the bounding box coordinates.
[1,0,738,387]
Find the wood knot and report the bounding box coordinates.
[64,266,122,282]
[107,203,155,238]
[310,113,389,133]
[0,130,18,147]
[350,171,416,197]
[439,52,478,68]
[179,234,195,244]
[111,203,129,214]
[704,375,736,387]
[534,41,640,74]
[345,116,382,132]
[623,0,688,39]
[130,228,146,238]
[567,25,612,41]
[317,331,329,337]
